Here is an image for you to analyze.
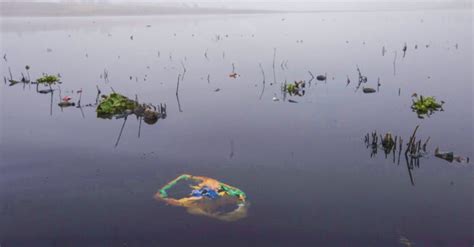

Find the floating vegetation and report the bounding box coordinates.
[283,80,305,96]
[411,94,444,118]
[155,174,248,222]
[96,93,137,119]
[96,92,167,147]
[37,74,60,85]
[97,93,166,123]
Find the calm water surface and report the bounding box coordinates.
[0,9,473,247]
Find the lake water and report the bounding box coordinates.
[0,9,473,247]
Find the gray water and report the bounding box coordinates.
[0,9,473,247]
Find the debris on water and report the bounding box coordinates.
[272,95,279,101]
[399,236,414,247]
[435,147,469,163]
[288,99,298,103]
[155,174,248,221]
[229,72,239,78]
[362,87,376,93]
[411,94,444,118]
[38,89,54,94]
[316,75,326,81]
[402,42,408,58]
[58,100,75,107]
[214,88,221,92]
[46,48,53,53]
[130,35,134,40]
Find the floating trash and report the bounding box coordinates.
[316,75,326,81]
[362,87,376,93]
[155,174,248,222]
[229,72,239,78]
[435,147,470,163]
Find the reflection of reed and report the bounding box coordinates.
[175,74,183,112]
[115,116,128,148]
[308,71,315,86]
[258,63,265,100]
[364,126,431,186]
[272,48,277,85]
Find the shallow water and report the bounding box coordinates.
[0,9,473,247]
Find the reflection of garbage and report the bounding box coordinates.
[155,174,248,222]
[435,147,470,163]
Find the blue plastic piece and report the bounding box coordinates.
[191,187,219,199]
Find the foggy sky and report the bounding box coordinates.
[0,0,469,11]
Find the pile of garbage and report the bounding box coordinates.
[155,174,248,221]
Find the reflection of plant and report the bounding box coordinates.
[96,93,136,119]
[411,94,444,118]
[37,74,60,85]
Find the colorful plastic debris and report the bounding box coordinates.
[155,174,248,221]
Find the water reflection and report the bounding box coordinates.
[364,126,432,186]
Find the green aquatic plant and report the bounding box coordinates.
[411,94,444,118]
[36,74,60,85]
[283,81,305,96]
[96,93,137,119]
[285,83,298,94]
